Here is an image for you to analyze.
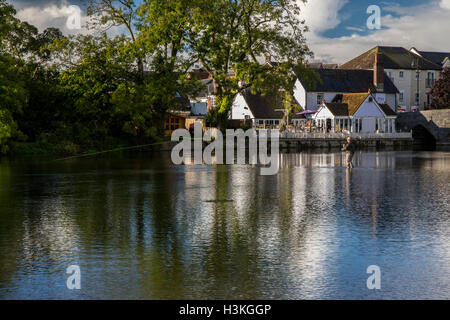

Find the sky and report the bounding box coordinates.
[9,0,450,64]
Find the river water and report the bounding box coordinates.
[0,150,449,299]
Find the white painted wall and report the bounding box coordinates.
[314,106,334,119]
[293,79,306,108]
[230,94,254,120]
[387,68,440,111]
[191,102,208,115]
[354,99,385,118]
[361,118,376,133]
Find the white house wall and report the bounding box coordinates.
[306,92,339,111]
[353,99,385,118]
[387,68,440,110]
[230,94,254,120]
[314,106,334,119]
[293,79,307,108]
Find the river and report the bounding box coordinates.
[0,150,449,299]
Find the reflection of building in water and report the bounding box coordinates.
[280,152,343,168]
[21,197,80,264]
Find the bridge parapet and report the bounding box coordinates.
[396,110,450,145]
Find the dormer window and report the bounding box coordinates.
[317,93,324,105]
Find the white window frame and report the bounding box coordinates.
[317,93,324,105]
[399,91,404,103]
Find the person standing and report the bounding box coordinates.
[342,137,356,169]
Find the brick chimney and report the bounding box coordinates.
[374,52,384,92]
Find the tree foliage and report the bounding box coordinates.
[430,67,450,110]
[0,0,313,154]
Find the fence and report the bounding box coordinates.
[278,131,413,140]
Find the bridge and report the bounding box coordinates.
[396,110,450,146]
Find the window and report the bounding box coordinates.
[245,115,250,119]
[399,91,404,103]
[426,72,435,88]
[427,93,431,106]
[317,93,324,105]
[275,120,280,125]
[399,71,404,79]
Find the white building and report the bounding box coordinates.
[294,55,399,113]
[313,92,397,133]
[230,89,303,128]
[340,46,443,111]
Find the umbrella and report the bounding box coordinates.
[297,110,317,115]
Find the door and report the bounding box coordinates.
[326,119,332,132]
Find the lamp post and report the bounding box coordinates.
[412,57,420,111]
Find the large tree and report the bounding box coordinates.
[430,67,450,110]
[185,0,312,127]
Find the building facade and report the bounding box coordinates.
[340,46,443,111]
[294,60,399,112]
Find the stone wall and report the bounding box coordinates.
[396,110,450,145]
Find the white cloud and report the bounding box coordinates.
[297,0,450,64]
[298,0,348,33]
[15,0,126,37]
[16,0,88,35]
[440,0,450,10]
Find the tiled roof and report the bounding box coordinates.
[323,103,350,116]
[340,46,442,70]
[341,93,369,116]
[242,90,285,119]
[324,93,397,117]
[241,89,303,119]
[378,103,397,116]
[297,69,399,94]
[418,51,450,66]
[325,93,368,116]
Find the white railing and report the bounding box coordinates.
[278,131,412,140]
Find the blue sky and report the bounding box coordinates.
[11,0,450,64]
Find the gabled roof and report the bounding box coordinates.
[322,103,350,116]
[241,90,285,119]
[378,103,397,116]
[326,93,369,116]
[340,46,442,71]
[322,93,396,117]
[341,93,369,115]
[416,51,450,66]
[297,69,399,94]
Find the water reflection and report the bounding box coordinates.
[0,151,449,299]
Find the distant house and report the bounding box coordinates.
[230,89,303,128]
[340,46,442,111]
[164,112,189,136]
[294,55,399,112]
[305,62,338,69]
[313,92,397,133]
[409,48,450,69]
